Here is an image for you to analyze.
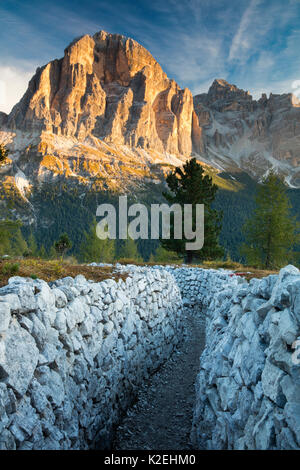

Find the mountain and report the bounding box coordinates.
[194,79,300,187]
[0,31,204,197]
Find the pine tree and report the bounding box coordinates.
[27,232,38,257]
[162,158,223,263]
[0,221,12,256]
[0,144,8,165]
[48,245,57,260]
[39,245,47,259]
[79,220,115,263]
[118,237,142,262]
[0,220,27,256]
[54,233,72,259]
[241,171,300,269]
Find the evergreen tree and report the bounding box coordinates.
[0,144,8,165]
[54,233,72,258]
[48,245,57,260]
[162,158,223,263]
[0,220,27,256]
[240,171,300,268]
[79,219,115,263]
[0,221,12,255]
[39,245,47,259]
[118,237,142,262]
[27,232,38,257]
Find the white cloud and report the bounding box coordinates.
[229,0,262,61]
[0,64,35,114]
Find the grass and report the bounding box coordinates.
[0,258,127,288]
[0,257,279,288]
[112,258,279,280]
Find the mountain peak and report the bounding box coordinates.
[208,78,251,100]
[5,30,203,156]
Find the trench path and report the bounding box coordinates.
[113,312,206,450]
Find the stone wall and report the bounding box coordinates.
[0,268,183,450]
[191,265,300,450]
[2,261,299,451]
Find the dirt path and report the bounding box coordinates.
[113,312,206,450]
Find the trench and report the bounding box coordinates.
[111,309,206,450]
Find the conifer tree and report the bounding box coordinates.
[79,220,115,263]
[39,245,47,259]
[118,237,142,262]
[162,158,223,263]
[54,233,72,259]
[0,220,27,256]
[241,171,300,268]
[27,232,38,257]
[48,245,57,260]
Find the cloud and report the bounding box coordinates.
[229,0,262,61]
[228,0,299,64]
[0,64,35,114]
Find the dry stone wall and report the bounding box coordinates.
[1,262,300,450]
[0,268,183,450]
[190,265,300,450]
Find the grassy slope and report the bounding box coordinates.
[0,257,278,288]
[0,258,127,287]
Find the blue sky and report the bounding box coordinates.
[1,0,300,113]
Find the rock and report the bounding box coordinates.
[0,429,16,450]
[194,79,300,186]
[281,374,300,403]
[0,301,11,334]
[10,396,39,438]
[53,288,68,308]
[0,283,36,314]
[0,294,21,313]
[36,368,65,408]
[0,319,39,396]
[30,379,50,413]
[216,377,240,411]
[29,313,47,350]
[277,308,298,345]
[261,360,286,407]
[284,402,300,445]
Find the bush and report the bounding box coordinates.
[2,262,20,275]
[53,261,64,276]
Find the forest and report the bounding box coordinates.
[0,168,300,266]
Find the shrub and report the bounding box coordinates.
[2,262,20,275]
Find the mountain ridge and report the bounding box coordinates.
[194,78,300,186]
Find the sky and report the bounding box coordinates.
[1,0,300,113]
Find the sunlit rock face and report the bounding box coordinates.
[7,31,203,156]
[194,79,300,187]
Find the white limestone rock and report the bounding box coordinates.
[0,301,11,334]
[0,319,39,396]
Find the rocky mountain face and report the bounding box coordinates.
[7,31,203,156]
[194,79,300,187]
